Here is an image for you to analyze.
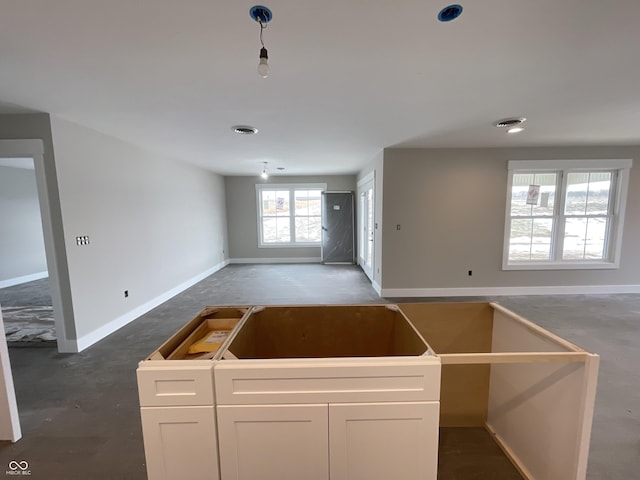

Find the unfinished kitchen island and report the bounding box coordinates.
[137,302,599,480]
[137,304,440,480]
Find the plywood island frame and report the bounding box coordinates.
[137,302,599,480]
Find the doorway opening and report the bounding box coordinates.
[0,157,55,346]
[0,139,70,352]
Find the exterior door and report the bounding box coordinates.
[321,191,355,264]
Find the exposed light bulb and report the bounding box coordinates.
[261,170,269,179]
[257,47,269,78]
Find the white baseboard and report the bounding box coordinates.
[381,284,640,298]
[74,260,229,352]
[0,271,48,289]
[229,257,321,264]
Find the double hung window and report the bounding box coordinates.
[503,160,631,269]
[256,183,326,247]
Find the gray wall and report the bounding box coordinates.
[380,147,640,291]
[0,165,47,282]
[50,116,229,341]
[225,175,357,261]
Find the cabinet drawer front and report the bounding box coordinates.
[215,358,441,405]
[137,365,214,407]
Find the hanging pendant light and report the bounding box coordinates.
[250,6,273,78]
[261,162,269,179]
[258,46,269,78]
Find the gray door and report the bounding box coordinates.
[321,191,355,264]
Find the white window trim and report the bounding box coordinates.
[256,183,327,248]
[502,159,632,270]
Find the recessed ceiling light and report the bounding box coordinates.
[507,127,524,134]
[277,167,285,171]
[232,125,258,135]
[495,117,526,128]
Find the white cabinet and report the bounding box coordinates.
[140,406,219,480]
[137,303,600,480]
[216,401,439,480]
[329,402,439,480]
[138,305,442,480]
[217,404,329,480]
[136,307,247,480]
[138,363,219,480]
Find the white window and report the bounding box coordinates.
[503,159,632,270]
[256,183,326,247]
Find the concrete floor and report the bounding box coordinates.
[0,278,52,308]
[0,264,638,479]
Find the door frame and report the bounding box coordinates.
[357,172,375,282]
[0,139,72,352]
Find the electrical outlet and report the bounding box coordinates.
[124,290,129,298]
[468,270,473,276]
[396,224,401,230]
[76,236,90,246]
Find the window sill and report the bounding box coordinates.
[502,261,619,271]
[258,243,321,249]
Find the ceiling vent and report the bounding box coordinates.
[232,125,258,135]
[495,117,526,128]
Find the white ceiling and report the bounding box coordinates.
[1,1,639,176]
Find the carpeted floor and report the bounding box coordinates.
[0,278,56,346]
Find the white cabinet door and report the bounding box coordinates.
[329,402,440,480]
[217,404,329,480]
[140,406,218,480]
